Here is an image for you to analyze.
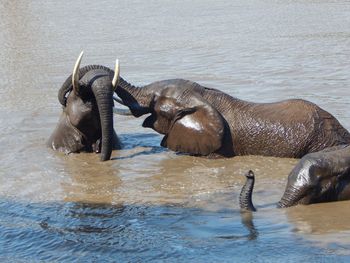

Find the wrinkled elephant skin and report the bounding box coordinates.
[240,145,350,210]
[115,78,350,158]
[278,145,350,207]
[48,53,120,161]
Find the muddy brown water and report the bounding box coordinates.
[1,0,350,261]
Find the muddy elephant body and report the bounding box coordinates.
[115,78,350,158]
[240,145,350,210]
[48,53,121,161]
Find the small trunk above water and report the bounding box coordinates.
[239,170,256,212]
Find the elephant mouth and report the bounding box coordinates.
[68,115,103,153]
[142,114,157,129]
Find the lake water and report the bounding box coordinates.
[1,0,350,262]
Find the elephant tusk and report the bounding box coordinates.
[113,96,131,115]
[112,59,120,90]
[72,51,84,93]
[113,96,126,106]
[113,107,133,116]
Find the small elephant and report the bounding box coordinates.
[48,52,121,161]
[240,144,350,211]
[110,68,350,158]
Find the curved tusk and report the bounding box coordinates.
[113,96,126,106]
[72,51,84,93]
[113,107,133,116]
[112,59,120,90]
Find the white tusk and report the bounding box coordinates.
[112,59,120,89]
[72,51,84,93]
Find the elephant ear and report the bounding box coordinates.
[160,102,225,156]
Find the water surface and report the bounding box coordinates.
[1,0,350,261]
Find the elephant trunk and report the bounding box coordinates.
[115,78,153,117]
[239,170,309,209]
[239,171,257,212]
[92,80,114,161]
[277,185,306,208]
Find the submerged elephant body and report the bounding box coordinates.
[240,145,350,210]
[48,53,121,161]
[115,78,350,158]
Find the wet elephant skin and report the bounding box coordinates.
[240,145,350,210]
[48,58,120,161]
[115,78,350,158]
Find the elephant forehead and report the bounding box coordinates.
[290,158,323,189]
[161,86,202,102]
[80,69,111,85]
[65,95,93,116]
[155,97,180,117]
[159,102,177,113]
[157,88,205,110]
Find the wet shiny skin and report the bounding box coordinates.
[279,145,350,206]
[1,0,350,261]
[121,80,350,158]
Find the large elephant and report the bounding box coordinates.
[48,52,121,161]
[112,67,350,158]
[240,144,350,210]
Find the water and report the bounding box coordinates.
[1,0,350,261]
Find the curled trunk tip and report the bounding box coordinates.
[246,170,254,179]
[277,185,305,208]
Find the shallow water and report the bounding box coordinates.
[1,0,350,261]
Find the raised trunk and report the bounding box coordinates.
[92,83,114,161]
[115,78,153,117]
[239,171,256,212]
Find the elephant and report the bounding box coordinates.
[239,144,350,211]
[110,65,350,158]
[48,52,121,161]
[239,170,257,211]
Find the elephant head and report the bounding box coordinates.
[239,169,343,212]
[48,52,121,161]
[142,86,229,156]
[239,145,350,211]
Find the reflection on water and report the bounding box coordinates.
[61,154,123,204]
[1,0,350,261]
[1,199,349,262]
